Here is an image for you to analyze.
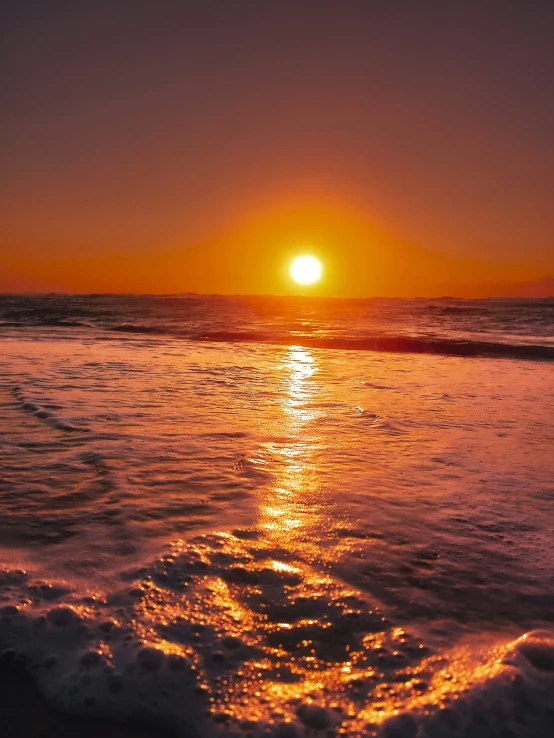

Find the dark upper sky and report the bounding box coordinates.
[1,0,553,293]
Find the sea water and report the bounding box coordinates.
[0,294,553,737]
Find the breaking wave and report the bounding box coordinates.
[1,533,553,737]
[193,330,554,361]
[2,294,554,361]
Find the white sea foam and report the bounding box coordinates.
[1,535,553,736]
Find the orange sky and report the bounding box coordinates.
[1,194,547,297]
[1,2,553,296]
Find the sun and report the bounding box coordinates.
[289,255,323,286]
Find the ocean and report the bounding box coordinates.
[0,293,553,737]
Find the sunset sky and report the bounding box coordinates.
[1,0,553,296]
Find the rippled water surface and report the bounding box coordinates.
[0,295,553,737]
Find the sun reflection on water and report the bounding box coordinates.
[258,347,330,551]
[121,346,529,735]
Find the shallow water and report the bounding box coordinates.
[1,296,553,737]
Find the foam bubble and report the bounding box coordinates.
[0,537,553,737]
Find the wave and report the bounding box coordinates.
[5,311,553,359]
[109,323,169,334]
[12,387,90,433]
[2,294,553,361]
[0,318,87,328]
[0,534,553,737]
[424,304,490,314]
[193,330,554,361]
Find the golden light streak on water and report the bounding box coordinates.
[86,344,553,734]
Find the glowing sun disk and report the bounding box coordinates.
[289,255,323,285]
